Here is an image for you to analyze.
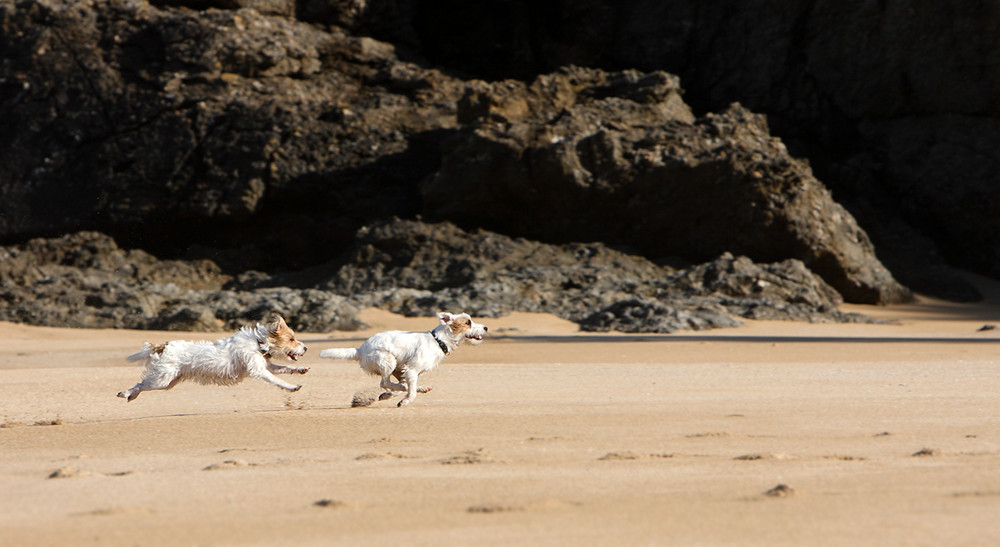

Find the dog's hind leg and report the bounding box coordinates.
[117,383,143,401]
[367,351,406,393]
[392,369,432,394]
[117,373,181,402]
[397,368,423,407]
[379,375,407,392]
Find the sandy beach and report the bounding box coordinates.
[2,281,1000,546]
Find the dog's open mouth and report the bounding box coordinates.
[287,352,301,361]
[467,334,484,341]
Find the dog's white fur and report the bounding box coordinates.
[319,312,488,407]
[117,316,308,402]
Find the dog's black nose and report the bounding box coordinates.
[484,326,488,332]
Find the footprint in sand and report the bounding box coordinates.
[599,451,675,461]
[599,451,641,461]
[439,448,498,465]
[2,419,65,428]
[733,453,790,461]
[49,467,94,479]
[283,397,308,410]
[953,490,1000,498]
[203,459,256,471]
[468,499,581,513]
[467,504,523,514]
[686,432,730,439]
[354,452,415,461]
[314,499,350,509]
[48,466,132,479]
[764,484,795,497]
[823,454,867,461]
[77,507,154,516]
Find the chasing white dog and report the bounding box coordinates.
[117,316,308,402]
[319,312,488,407]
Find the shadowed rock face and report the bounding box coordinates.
[0,223,876,333]
[0,0,920,332]
[425,74,909,304]
[315,218,873,331]
[0,0,464,269]
[0,231,363,331]
[301,0,998,301]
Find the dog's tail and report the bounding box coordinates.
[318,348,360,361]
[126,343,155,362]
[125,342,163,362]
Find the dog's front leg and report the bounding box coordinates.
[247,354,301,392]
[257,369,302,392]
[267,362,310,375]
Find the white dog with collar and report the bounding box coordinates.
[318,312,488,407]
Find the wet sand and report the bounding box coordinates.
[2,282,999,546]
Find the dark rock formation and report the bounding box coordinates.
[298,218,875,331]
[0,232,362,331]
[326,0,995,300]
[0,0,463,270]
[0,223,876,333]
[426,72,909,304]
[0,0,915,308]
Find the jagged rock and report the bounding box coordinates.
[310,218,876,330]
[677,254,843,308]
[0,0,921,307]
[0,0,463,270]
[0,231,228,288]
[424,72,910,304]
[0,225,875,333]
[0,232,362,331]
[333,0,992,300]
[580,298,742,334]
[150,0,295,17]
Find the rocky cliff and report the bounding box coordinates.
[328,0,996,301]
[3,0,984,331]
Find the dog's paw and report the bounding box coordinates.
[293,367,310,375]
[397,398,412,408]
[378,391,393,401]
[417,386,433,394]
[117,391,126,399]
[289,385,302,392]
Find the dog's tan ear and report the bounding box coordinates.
[438,312,453,324]
[269,315,287,331]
